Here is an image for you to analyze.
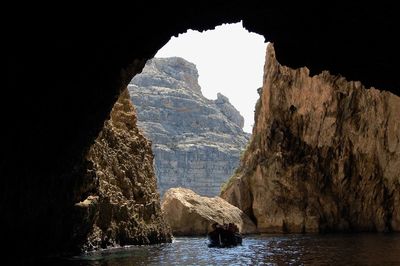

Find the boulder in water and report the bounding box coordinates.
[161,187,256,236]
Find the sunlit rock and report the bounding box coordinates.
[162,187,256,235]
[129,58,250,196]
[222,44,400,233]
[74,89,172,252]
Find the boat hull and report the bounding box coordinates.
[207,231,242,248]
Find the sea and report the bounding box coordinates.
[41,233,400,265]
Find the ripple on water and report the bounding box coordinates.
[47,233,400,265]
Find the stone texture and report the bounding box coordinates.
[162,187,256,235]
[4,4,400,260]
[221,44,400,233]
[73,89,171,252]
[215,92,245,129]
[129,57,250,197]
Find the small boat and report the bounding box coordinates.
[207,222,243,248]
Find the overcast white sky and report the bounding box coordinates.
[155,21,267,133]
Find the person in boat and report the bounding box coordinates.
[208,223,223,240]
[207,222,242,247]
[228,222,239,233]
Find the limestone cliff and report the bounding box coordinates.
[221,44,400,233]
[73,89,171,252]
[162,187,256,235]
[128,57,250,197]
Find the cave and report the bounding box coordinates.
[3,2,400,259]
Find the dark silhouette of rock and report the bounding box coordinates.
[3,3,400,260]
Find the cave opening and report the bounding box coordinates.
[127,21,266,198]
[4,3,400,262]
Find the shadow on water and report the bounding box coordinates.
[42,233,400,265]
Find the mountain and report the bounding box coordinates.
[128,57,250,196]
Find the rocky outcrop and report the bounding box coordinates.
[5,4,400,261]
[73,89,171,252]
[129,57,250,197]
[215,93,245,128]
[161,187,256,235]
[222,44,400,233]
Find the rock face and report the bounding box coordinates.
[221,44,400,233]
[162,187,256,235]
[215,93,245,128]
[128,57,249,197]
[4,4,400,260]
[74,89,171,252]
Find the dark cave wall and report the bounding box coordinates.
[2,2,400,257]
[243,2,400,91]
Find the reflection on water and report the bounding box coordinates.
[47,234,400,265]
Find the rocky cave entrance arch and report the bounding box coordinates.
[127,22,266,198]
[3,2,400,260]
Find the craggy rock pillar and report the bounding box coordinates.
[222,44,400,233]
[73,89,171,252]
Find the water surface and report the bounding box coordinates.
[50,234,400,265]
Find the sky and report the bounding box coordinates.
[155,21,267,133]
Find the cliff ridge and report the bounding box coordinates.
[129,57,250,196]
[222,44,400,233]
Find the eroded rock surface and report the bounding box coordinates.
[129,57,249,197]
[222,44,400,233]
[4,4,400,260]
[162,187,256,235]
[74,89,171,252]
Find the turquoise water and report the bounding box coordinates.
[46,234,400,265]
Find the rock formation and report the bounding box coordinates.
[162,187,256,235]
[221,44,400,233]
[5,4,400,260]
[73,89,171,252]
[128,57,250,197]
